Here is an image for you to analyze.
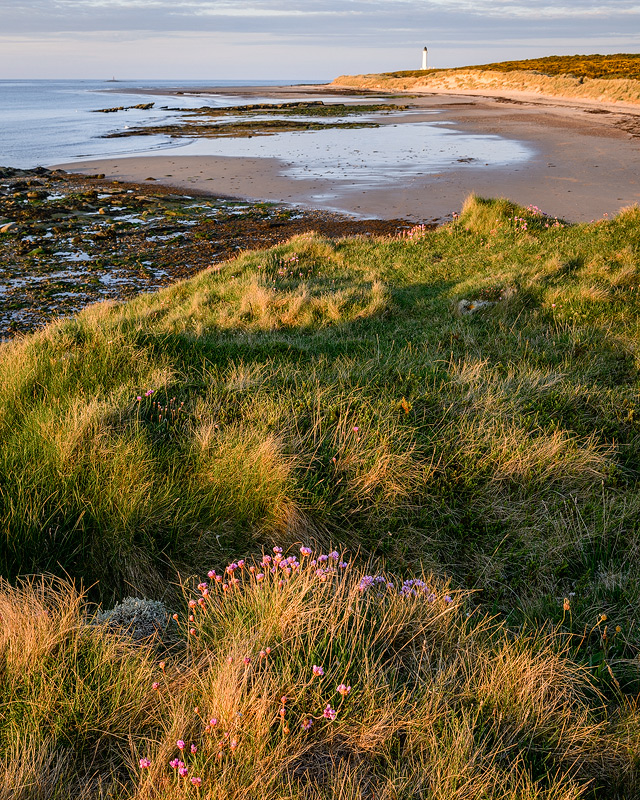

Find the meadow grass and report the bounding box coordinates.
[2,195,640,795]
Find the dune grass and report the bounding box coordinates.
[2,196,640,795]
[1,552,638,799]
[381,53,640,82]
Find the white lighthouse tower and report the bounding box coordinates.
[421,47,428,70]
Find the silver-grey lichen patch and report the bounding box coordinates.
[96,596,168,640]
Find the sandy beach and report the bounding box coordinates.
[55,86,640,223]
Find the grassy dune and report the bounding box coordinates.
[332,53,640,104]
[2,196,640,796]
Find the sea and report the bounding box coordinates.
[0,79,330,169]
[0,78,533,189]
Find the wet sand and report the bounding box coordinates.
[55,87,640,223]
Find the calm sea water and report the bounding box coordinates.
[0,79,329,168]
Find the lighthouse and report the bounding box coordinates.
[421,47,428,70]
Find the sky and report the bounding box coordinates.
[1,0,639,80]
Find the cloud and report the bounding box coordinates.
[1,0,639,78]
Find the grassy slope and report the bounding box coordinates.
[2,196,640,633]
[383,54,640,81]
[2,195,640,796]
[331,54,640,104]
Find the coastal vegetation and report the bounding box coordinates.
[1,193,640,796]
[332,53,640,105]
[382,53,640,82]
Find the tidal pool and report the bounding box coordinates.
[144,115,533,190]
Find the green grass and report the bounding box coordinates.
[381,53,640,80]
[2,197,640,644]
[2,194,640,796]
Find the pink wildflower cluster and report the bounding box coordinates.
[399,223,428,240]
[180,547,349,635]
[168,739,202,785]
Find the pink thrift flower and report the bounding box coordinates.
[191,777,202,786]
[169,758,180,769]
[243,656,251,665]
[302,718,313,731]
[178,765,188,777]
[152,682,159,691]
[191,744,197,754]
[300,546,312,557]
[207,569,216,579]
[312,665,324,677]
[139,757,151,769]
[323,704,337,721]
[256,573,264,582]
[210,718,218,727]
[189,628,196,636]
[177,740,185,750]
[337,683,351,696]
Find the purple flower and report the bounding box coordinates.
[178,765,188,777]
[169,758,180,769]
[312,664,324,677]
[190,744,197,754]
[302,718,313,731]
[328,551,339,560]
[139,757,151,769]
[318,554,328,564]
[337,683,351,696]
[300,546,312,557]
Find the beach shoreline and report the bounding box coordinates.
[54,85,640,223]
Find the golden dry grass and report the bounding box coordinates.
[1,559,637,798]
